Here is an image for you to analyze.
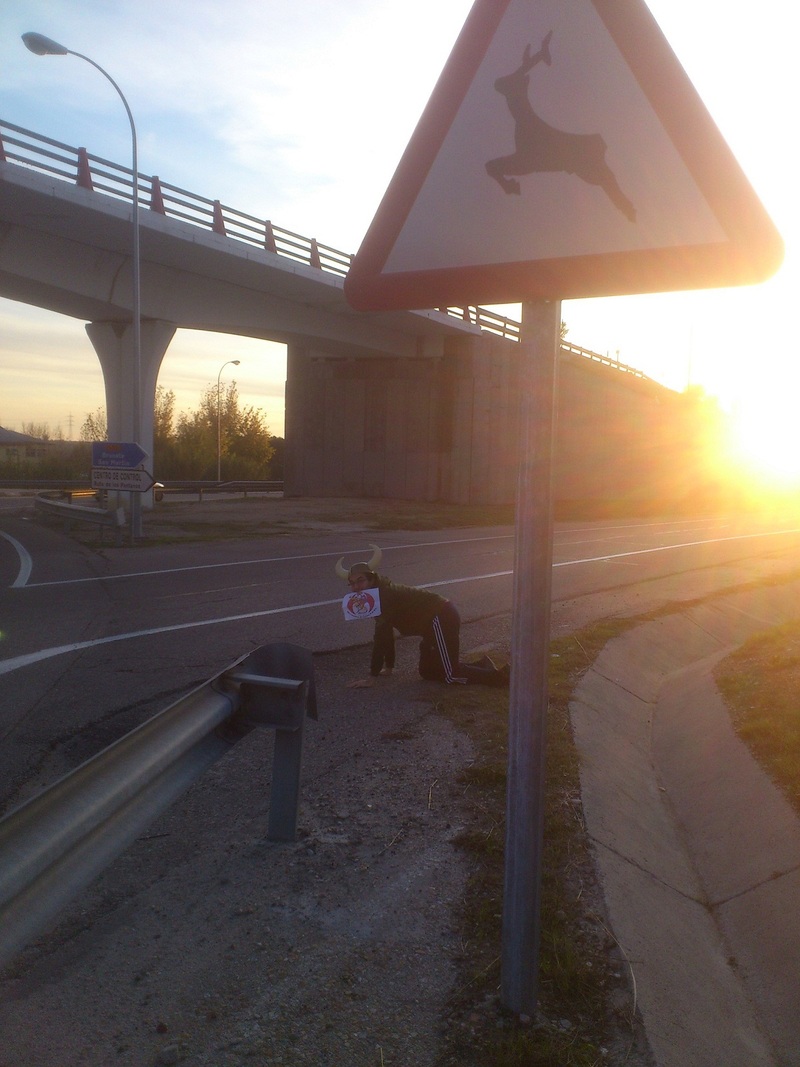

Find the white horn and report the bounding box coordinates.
[335,556,349,580]
[367,544,382,571]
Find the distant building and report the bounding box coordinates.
[0,426,48,466]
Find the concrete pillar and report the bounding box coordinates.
[285,334,525,504]
[284,343,314,497]
[86,318,176,506]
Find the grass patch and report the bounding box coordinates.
[435,619,642,1067]
[137,496,516,544]
[715,619,800,814]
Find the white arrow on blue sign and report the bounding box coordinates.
[91,441,148,470]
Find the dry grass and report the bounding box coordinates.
[136,495,516,543]
[435,621,644,1067]
[715,620,800,813]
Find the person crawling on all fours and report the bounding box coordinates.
[336,545,510,690]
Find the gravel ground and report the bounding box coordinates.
[1,497,652,1066]
[0,637,492,1067]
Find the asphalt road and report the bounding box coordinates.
[2,502,800,1066]
[2,506,800,815]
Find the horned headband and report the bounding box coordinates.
[335,544,382,581]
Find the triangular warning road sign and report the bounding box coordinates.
[344,0,783,312]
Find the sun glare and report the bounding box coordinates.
[727,397,800,489]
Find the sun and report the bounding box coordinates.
[727,394,800,489]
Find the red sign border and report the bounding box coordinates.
[344,0,783,311]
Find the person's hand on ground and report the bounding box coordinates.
[347,668,392,688]
[347,676,376,689]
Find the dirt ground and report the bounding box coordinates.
[0,495,651,1066]
[0,643,486,1066]
[139,492,516,541]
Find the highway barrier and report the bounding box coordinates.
[34,494,126,544]
[0,642,316,970]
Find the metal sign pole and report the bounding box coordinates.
[501,297,561,1015]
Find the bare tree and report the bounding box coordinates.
[80,408,108,442]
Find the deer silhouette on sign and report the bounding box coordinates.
[486,31,636,222]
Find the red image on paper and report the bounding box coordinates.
[342,589,382,621]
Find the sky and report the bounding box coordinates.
[1,0,797,468]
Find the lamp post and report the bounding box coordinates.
[217,360,241,482]
[23,31,143,538]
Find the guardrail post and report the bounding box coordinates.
[225,642,317,842]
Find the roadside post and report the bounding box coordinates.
[501,297,560,1005]
[344,0,782,1015]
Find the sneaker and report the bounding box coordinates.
[473,654,496,670]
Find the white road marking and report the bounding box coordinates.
[2,518,764,591]
[552,527,800,568]
[1,526,798,677]
[0,531,33,588]
[11,534,513,590]
[0,597,338,676]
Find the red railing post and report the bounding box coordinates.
[150,175,166,214]
[264,220,277,254]
[309,238,321,269]
[212,199,227,235]
[76,147,94,190]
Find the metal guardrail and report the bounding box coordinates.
[0,642,316,970]
[0,480,284,501]
[0,118,655,379]
[155,480,284,501]
[34,494,126,544]
[0,480,93,493]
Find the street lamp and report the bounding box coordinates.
[22,31,143,538]
[217,360,241,482]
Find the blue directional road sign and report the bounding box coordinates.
[91,441,148,470]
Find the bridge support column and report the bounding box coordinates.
[284,336,525,504]
[86,319,176,508]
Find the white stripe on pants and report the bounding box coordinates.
[432,614,466,684]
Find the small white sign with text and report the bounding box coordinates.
[342,588,382,621]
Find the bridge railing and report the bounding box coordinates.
[0,119,353,278]
[1,118,653,381]
[0,119,518,330]
[440,305,522,342]
[559,340,650,380]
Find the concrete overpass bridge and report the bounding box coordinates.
[0,119,674,507]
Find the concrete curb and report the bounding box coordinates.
[571,578,800,1067]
